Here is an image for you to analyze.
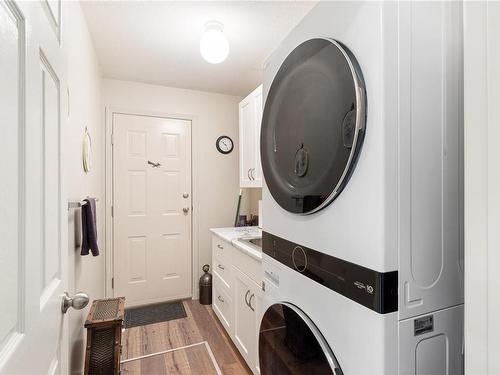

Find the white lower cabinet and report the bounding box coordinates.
[211,235,261,374]
[233,266,260,371]
[213,274,233,335]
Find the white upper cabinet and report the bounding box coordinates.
[239,85,263,187]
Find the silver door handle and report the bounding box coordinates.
[250,168,255,180]
[248,293,255,311]
[217,244,223,249]
[62,292,89,313]
[183,207,189,213]
[218,295,224,303]
[218,264,225,270]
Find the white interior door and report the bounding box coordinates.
[0,1,68,374]
[113,113,192,307]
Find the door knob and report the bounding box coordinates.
[62,292,89,313]
[183,193,189,198]
[183,207,189,213]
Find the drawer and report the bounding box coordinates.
[212,236,231,262]
[213,278,233,333]
[213,256,232,289]
[233,248,261,285]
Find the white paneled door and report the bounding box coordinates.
[0,1,68,374]
[113,114,192,306]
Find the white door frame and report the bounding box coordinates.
[464,2,500,373]
[105,107,199,301]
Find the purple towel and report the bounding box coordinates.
[81,198,99,256]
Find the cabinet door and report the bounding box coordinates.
[239,95,256,187]
[213,275,233,335]
[253,289,262,375]
[233,266,258,370]
[252,86,263,186]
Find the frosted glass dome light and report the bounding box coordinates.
[200,21,229,64]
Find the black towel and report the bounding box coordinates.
[81,198,99,256]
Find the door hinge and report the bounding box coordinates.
[111,277,114,289]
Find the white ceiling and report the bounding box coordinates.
[81,1,317,96]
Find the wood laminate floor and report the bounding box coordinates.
[121,299,253,375]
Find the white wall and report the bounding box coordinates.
[64,3,105,374]
[101,79,242,296]
[464,2,500,374]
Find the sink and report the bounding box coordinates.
[247,238,262,247]
[239,237,262,249]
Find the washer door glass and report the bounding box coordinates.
[260,38,366,214]
[259,303,343,375]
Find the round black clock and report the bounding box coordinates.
[216,136,234,154]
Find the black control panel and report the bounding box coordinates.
[262,231,398,314]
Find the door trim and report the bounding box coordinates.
[105,107,199,301]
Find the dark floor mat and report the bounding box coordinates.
[124,301,187,329]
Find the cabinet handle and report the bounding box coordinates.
[244,290,250,307]
[247,169,251,180]
[218,295,224,303]
[217,264,225,270]
[248,293,255,311]
[250,168,255,180]
[217,244,223,249]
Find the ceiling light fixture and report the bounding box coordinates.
[200,21,229,64]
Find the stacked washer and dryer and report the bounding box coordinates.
[258,2,463,375]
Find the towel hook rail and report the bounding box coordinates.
[67,197,99,211]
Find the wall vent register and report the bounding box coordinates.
[260,38,366,214]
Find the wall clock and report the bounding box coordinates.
[216,135,234,154]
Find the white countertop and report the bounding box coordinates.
[210,226,262,261]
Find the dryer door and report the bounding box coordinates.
[259,302,343,375]
[260,38,366,214]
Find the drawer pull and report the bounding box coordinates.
[218,295,225,303]
[248,293,255,311]
[218,264,225,270]
[217,244,224,249]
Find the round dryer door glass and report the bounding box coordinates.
[261,38,366,214]
[259,303,343,375]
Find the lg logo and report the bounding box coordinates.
[366,285,374,294]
